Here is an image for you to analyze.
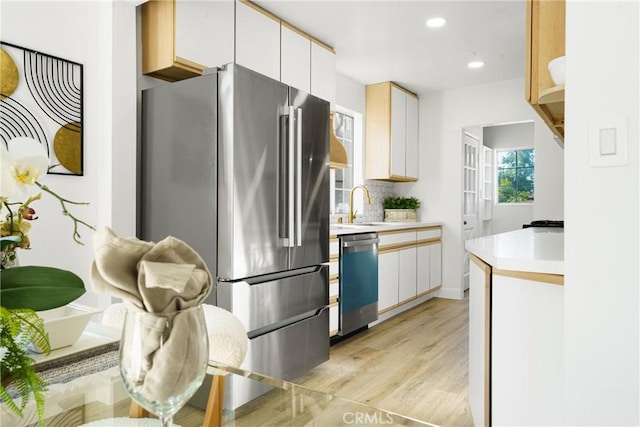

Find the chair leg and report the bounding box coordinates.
[129,400,150,418]
[203,375,225,427]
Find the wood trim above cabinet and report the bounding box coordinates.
[390,82,418,99]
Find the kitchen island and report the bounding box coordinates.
[465,227,564,427]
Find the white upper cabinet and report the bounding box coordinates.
[280,25,311,92]
[141,0,234,81]
[235,1,281,81]
[405,93,419,179]
[365,82,419,182]
[390,86,407,177]
[310,41,336,107]
[142,0,336,101]
[175,0,234,70]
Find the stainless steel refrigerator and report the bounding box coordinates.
[140,63,330,409]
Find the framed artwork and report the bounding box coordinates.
[0,41,84,175]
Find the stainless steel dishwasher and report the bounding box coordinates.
[338,232,379,336]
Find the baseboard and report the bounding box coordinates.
[436,286,464,300]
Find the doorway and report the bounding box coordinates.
[461,130,479,291]
[460,121,536,289]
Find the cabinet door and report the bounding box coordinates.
[398,247,417,303]
[175,0,234,69]
[405,93,419,179]
[416,244,431,294]
[235,1,280,81]
[429,242,442,288]
[378,251,399,312]
[468,258,491,427]
[390,86,406,178]
[281,25,311,92]
[310,41,336,107]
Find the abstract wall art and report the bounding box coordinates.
[0,42,84,175]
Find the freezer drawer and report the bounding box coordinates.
[217,265,329,335]
[227,307,329,408]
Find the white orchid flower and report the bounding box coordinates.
[0,137,49,200]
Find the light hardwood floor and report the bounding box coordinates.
[295,293,473,427]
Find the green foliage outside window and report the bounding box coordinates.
[497,149,535,203]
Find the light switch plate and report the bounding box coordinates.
[589,117,627,167]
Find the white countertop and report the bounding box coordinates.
[330,221,443,236]
[465,227,564,275]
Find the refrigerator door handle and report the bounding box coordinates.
[286,106,296,248]
[295,107,303,247]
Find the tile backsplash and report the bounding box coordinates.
[330,180,395,224]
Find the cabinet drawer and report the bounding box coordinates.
[379,231,416,247]
[417,227,441,241]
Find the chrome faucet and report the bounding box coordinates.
[348,185,371,224]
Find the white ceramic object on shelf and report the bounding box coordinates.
[31,304,102,353]
[548,55,565,85]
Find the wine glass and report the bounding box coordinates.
[119,305,209,427]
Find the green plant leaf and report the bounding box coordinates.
[0,266,85,310]
[382,196,421,210]
[0,307,49,424]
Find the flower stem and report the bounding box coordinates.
[35,182,96,245]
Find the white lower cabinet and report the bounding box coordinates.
[469,255,564,426]
[378,226,442,315]
[398,247,417,303]
[416,244,431,294]
[417,242,442,295]
[378,251,399,311]
[429,242,442,289]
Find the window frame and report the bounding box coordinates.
[330,107,363,215]
[494,147,535,205]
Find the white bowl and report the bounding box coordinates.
[31,304,102,353]
[548,56,565,85]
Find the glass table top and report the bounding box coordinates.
[2,356,437,427]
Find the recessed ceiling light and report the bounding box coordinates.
[468,61,485,69]
[426,17,446,28]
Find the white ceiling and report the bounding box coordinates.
[253,0,527,95]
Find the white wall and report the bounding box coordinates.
[483,122,534,234]
[398,78,562,299]
[564,1,639,424]
[2,1,138,309]
[336,72,365,115]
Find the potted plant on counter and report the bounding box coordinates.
[382,196,421,222]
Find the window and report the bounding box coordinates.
[496,148,535,203]
[331,111,355,214]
